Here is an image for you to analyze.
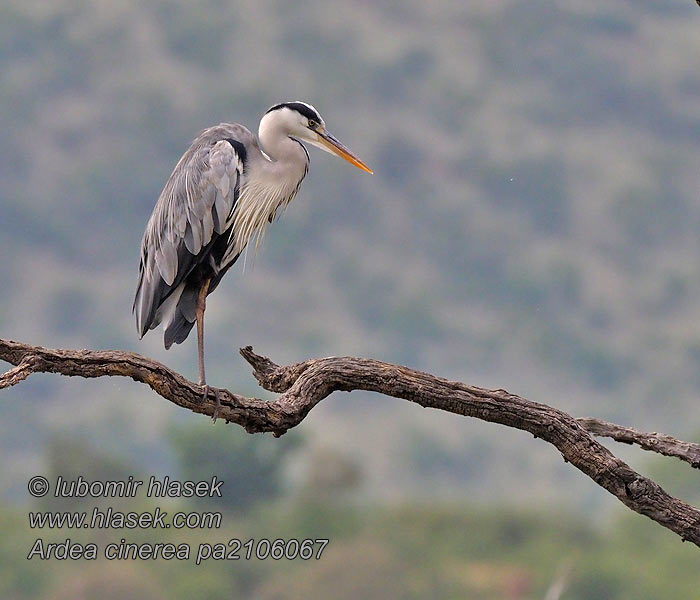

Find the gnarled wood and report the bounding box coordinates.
[1,337,699,547]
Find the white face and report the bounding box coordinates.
[292,112,320,137]
[260,103,330,150]
[259,102,373,173]
[288,107,327,146]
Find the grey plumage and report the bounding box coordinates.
[133,101,372,387]
[134,123,250,347]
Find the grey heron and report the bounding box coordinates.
[133,101,372,397]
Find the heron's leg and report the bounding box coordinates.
[195,278,211,388]
[195,278,221,420]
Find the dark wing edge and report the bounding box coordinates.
[133,137,243,341]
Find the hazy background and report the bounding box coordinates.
[1,0,699,597]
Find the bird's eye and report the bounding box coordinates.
[308,119,317,129]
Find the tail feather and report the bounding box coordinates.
[134,269,160,338]
[151,283,184,332]
[162,280,200,349]
[163,313,196,349]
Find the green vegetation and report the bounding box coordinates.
[4,497,699,599]
[168,421,303,511]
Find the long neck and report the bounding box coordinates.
[230,121,309,257]
[258,120,309,171]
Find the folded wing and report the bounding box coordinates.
[133,129,246,345]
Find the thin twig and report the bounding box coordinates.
[0,356,36,389]
[579,417,700,469]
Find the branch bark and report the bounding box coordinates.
[578,417,700,469]
[2,337,699,547]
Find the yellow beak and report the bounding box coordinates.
[317,129,373,174]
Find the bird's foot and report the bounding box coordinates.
[202,385,221,423]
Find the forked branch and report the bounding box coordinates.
[1,337,699,547]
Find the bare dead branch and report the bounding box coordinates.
[578,417,700,469]
[0,357,36,389]
[1,337,700,547]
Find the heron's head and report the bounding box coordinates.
[262,101,373,174]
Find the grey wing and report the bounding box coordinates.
[133,138,243,338]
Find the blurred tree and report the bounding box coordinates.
[0,507,48,599]
[168,420,303,511]
[255,540,408,600]
[299,445,363,500]
[41,436,140,510]
[48,564,165,600]
[405,427,489,485]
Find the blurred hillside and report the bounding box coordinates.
[1,0,700,513]
[3,494,700,599]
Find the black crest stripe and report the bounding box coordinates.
[265,102,321,123]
